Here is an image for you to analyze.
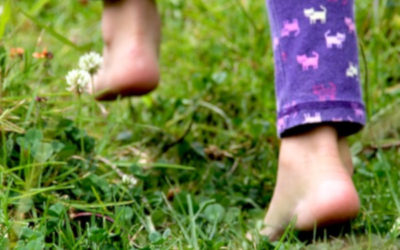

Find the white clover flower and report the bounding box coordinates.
[78,52,103,74]
[66,69,91,93]
[122,174,138,188]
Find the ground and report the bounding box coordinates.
[0,0,400,249]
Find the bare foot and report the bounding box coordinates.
[260,126,360,241]
[94,0,161,100]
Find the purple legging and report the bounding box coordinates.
[266,0,366,137]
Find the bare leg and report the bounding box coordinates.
[94,0,161,100]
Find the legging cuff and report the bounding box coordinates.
[277,100,366,137]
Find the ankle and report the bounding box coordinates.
[286,124,338,143]
[283,125,339,153]
[279,125,346,172]
[102,0,160,46]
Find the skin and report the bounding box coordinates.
[260,126,359,241]
[94,0,161,100]
[97,0,360,241]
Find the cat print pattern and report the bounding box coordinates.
[265,0,366,136]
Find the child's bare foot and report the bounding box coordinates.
[94,0,161,100]
[260,126,360,241]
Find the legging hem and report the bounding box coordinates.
[277,100,366,137]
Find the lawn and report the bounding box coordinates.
[0,0,400,249]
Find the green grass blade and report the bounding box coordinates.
[0,0,11,40]
[62,200,135,209]
[18,8,84,51]
[28,0,51,16]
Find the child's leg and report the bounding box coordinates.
[263,0,366,240]
[94,0,161,100]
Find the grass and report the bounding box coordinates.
[0,0,400,249]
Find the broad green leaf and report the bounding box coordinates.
[48,203,66,217]
[203,204,225,223]
[32,142,54,163]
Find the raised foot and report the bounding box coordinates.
[94,0,161,101]
[260,126,360,241]
[94,45,160,100]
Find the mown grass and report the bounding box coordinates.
[0,0,399,249]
